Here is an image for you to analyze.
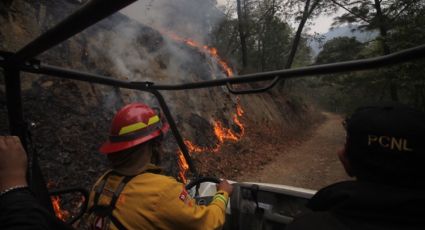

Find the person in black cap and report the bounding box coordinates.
[287,103,425,230]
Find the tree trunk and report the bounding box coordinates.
[374,0,398,101]
[236,0,248,69]
[279,0,318,89]
[261,0,275,72]
[260,37,265,71]
[284,0,310,69]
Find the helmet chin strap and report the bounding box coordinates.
[150,138,163,165]
[151,148,161,165]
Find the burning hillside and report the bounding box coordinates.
[158,30,248,181]
[0,0,322,200]
[159,30,234,77]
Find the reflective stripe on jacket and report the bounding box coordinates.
[87,164,228,230]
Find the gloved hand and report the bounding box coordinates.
[217,179,233,196]
[0,136,28,192]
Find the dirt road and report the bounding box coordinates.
[238,112,351,190]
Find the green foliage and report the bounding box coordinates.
[304,0,425,112]
[212,0,425,111]
[281,0,338,20]
[248,14,292,71]
[211,0,313,73]
[332,0,418,31]
[309,2,425,112]
[291,36,312,68]
[211,17,239,58]
[332,0,424,52]
[316,37,365,64]
[388,3,425,50]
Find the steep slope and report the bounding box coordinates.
[0,0,322,192]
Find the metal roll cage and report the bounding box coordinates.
[1,0,425,217]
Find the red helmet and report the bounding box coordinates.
[99,103,170,154]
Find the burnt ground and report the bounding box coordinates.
[0,0,327,191]
[237,112,351,190]
[0,1,341,224]
[189,102,325,182]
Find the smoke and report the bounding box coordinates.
[120,0,224,43]
[117,0,227,84]
[86,0,229,116]
[87,0,226,83]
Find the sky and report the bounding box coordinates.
[215,0,341,34]
[309,14,338,34]
[121,0,341,35]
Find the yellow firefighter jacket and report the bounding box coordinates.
[86,164,229,230]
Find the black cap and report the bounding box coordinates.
[345,103,425,187]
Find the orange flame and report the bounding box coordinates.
[204,46,234,77]
[213,121,239,143]
[161,30,245,182]
[178,100,245,181]
[234,103,245,134]
[160,30,234,77]
[184,139,217,153]
[51,196,70,221]
[47,181,70,221]
[177,150,189,183]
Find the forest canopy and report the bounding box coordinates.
[211,0,425,112]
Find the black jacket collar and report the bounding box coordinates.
[308,181,425,224]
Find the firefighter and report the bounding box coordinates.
[287,103,425,230]
[85,103,233,230]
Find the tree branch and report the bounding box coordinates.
[307,0,320,17]
[330,0,371,24]
[225,27,239,56]
[390,0,420,22]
